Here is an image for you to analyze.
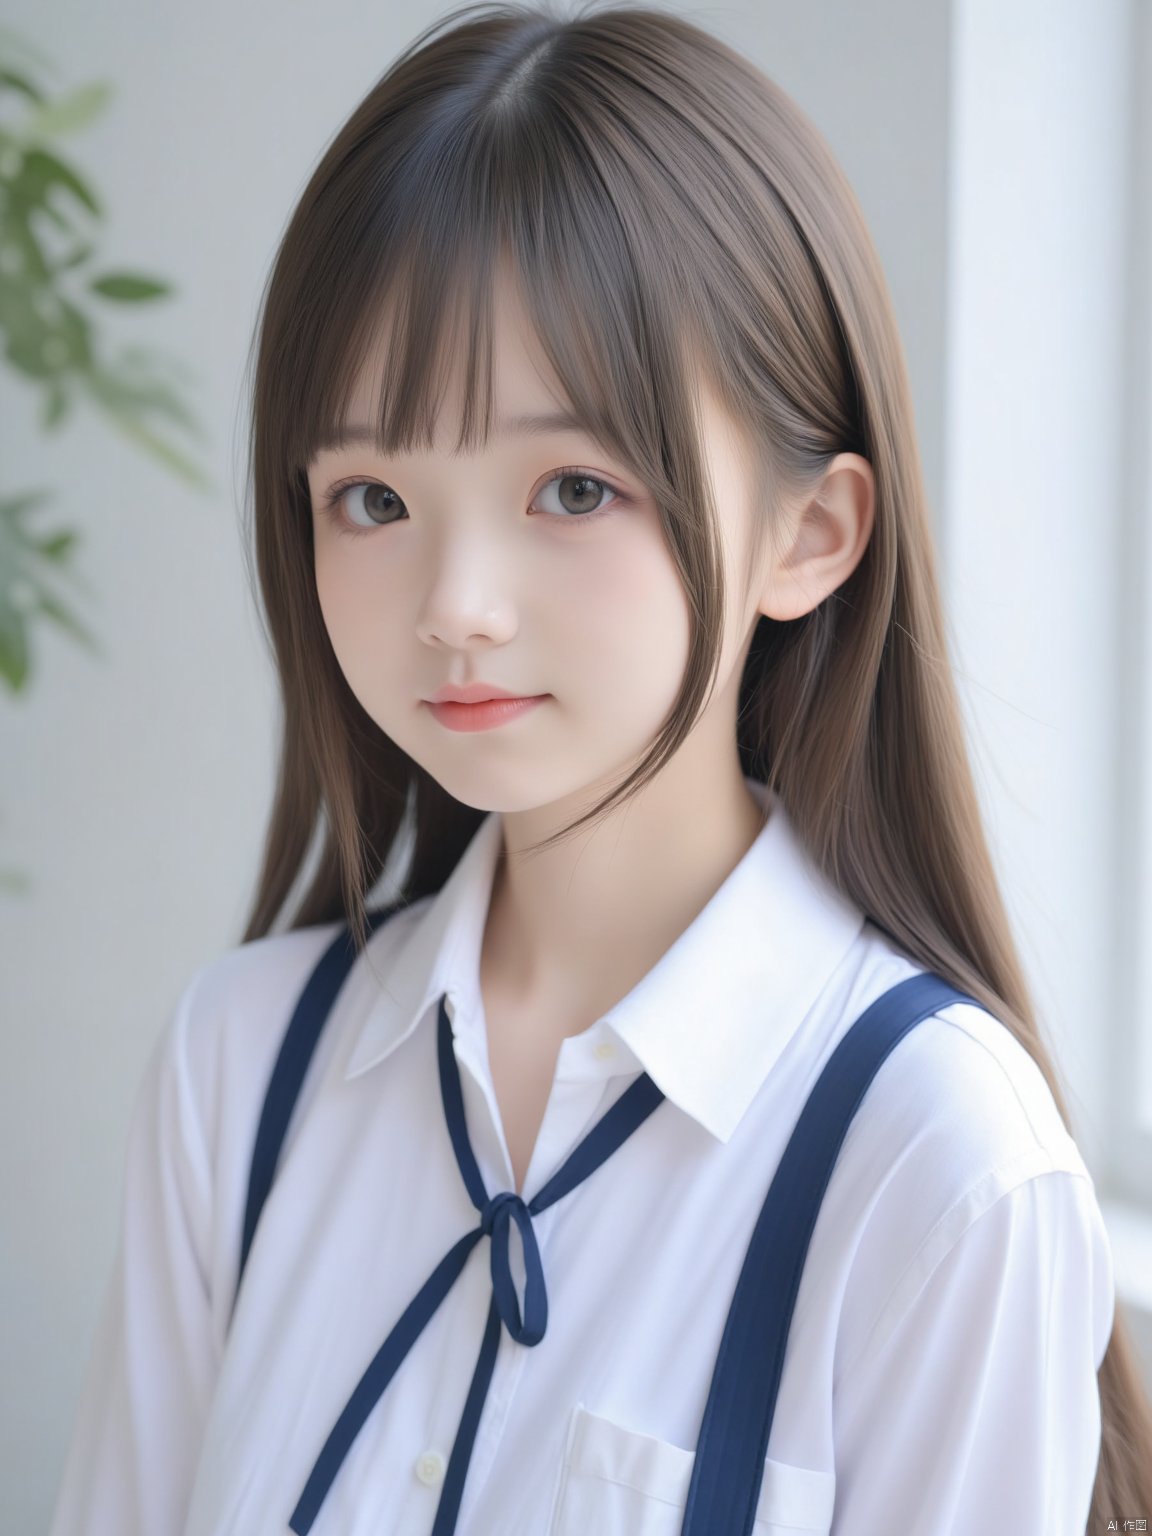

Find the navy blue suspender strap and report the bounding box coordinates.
[235,899,410,1304]
[679,969,974,1535]
[234,910,978,1534]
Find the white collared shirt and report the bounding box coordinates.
[49,778,1116,1536]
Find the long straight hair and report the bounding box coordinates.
[237,2,1152,1517]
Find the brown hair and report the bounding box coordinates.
[237,1,1152,1516]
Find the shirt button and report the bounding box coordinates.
[594,1040,616,1059]
[415,1450,446,1486]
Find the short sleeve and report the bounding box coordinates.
[49,968,220,1536]
[830,1169,1115,1535]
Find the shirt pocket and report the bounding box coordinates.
[547,1403,836,1536]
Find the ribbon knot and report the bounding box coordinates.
[479,1188,523,1235]
[479,1188,547,1346]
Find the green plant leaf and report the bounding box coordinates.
[20,80,112,141]
[2,288,94,381]
[0,488,100,695]
[89,271,172,301]
[37,528,79,561]
[17,145,101,220]
[0,603,29,689]
[0,66,45,107]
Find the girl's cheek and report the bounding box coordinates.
[314,554,391,668]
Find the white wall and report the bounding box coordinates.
[944,0,1152,1375]
[1,0,1139,1529]
[945,0,1130,1171]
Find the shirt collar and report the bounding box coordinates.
[343,777,866,1143]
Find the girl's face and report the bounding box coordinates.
[305,271,771,820]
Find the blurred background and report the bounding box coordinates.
[2,0,1150,1528]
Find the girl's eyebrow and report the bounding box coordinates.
[313,409,597,457]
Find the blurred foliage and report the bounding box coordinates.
[0,24,213,893]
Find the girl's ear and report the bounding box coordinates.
[757,454,875,622]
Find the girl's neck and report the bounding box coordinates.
[479,758,767,1023]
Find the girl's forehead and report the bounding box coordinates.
[321,350,601,465]
[318,313,595,462]
[348,280,570,412]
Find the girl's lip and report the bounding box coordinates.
[425,694,550,733]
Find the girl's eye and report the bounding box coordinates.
[317,467,633,538]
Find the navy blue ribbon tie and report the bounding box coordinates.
[286,993,667,1534]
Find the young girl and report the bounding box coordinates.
[49,2,1152,1533]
